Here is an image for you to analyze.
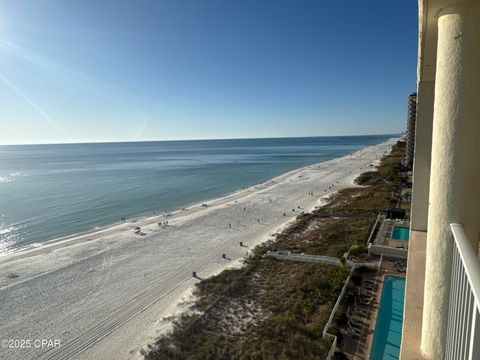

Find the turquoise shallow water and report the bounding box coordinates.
[371,275,406,360]
[0,135,393,252]
[392,226,410,241]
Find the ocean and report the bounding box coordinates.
[0,135,393,253]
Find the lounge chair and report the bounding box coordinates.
[353,305,368,317]
[363,277,376,286]
[360,289,373,298]
[359,296,374,305]
[347,325,361,338]
[362,280,375,290]
[348,318,363,330]
[348,305,366,318]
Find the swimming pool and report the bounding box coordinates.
[391,226,410,241]
[371,275,406,360]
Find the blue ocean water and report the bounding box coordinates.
[0,135,392,252]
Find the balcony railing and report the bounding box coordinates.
[445,223,480,360]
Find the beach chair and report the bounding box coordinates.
[359,296,373,305]
[359,289,373,298]
[347,325,361,339]
[353,304,368,317]
[348,317,363,330]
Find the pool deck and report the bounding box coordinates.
[341,258,406,360]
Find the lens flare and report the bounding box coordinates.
[0,71,62,134]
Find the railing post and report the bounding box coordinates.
[446,224,480,359]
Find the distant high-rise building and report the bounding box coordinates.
[405,92,417,168]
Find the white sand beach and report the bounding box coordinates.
[0,138,397,360]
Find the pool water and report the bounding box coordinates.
[391,226,410,241]
[371,276,406,360]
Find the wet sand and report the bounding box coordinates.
[0,138,396,360]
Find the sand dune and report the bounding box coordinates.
[0,138,397,360]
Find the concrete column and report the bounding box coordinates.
[421,2,480,359]
[410,81,434,232]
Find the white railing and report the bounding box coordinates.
[266,251,342,266]
[266,251,379,270]
[368,244,408,259]
[324,333,337,360]
[366,212,381,245]
[322,265,357,359]
[445,223,480,360]
[323,265,356,337]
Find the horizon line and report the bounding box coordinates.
[0,132,402,146]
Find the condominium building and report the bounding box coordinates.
[405,92,417,169]
[401,0,480,359]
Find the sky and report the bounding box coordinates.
[0,0,418,145]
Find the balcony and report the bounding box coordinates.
[402,0,480,357]
[401,225,480,359]
[445,224,480,359]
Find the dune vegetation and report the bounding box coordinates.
[145,141,406,360]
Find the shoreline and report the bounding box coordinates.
[1,140,390,261]
[2,150,362,257]
[2,159,328,257]
[0,138,397,360]
[144,138,408,360]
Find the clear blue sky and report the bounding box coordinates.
[0,0,417,144]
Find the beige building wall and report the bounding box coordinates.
[409,82,433,232]
[404,1,480,359]
[420,1,480,359]
[409,0,437,233]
